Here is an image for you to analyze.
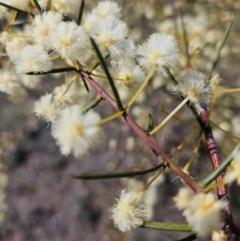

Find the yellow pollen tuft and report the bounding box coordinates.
[59,36,75,48]
[99,31,114,49]
[65,122,84,139]
[199,200,215,214]
[39,26,48,36]
[2,76,11,84]
[148,51,165,61]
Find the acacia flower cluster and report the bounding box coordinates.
[0,0,180,91]
[172,71,214,113]
[173,187,227,237]
[110,189,147,232]
[32,11,62,50]
[34,92,103,158]
[52,106,103,157]
[0,0,181,158]
[34,93,59,123]
[137,33,179,72]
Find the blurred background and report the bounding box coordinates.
[0,0,240,240]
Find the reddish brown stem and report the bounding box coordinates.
[200,110,237,241]
[79,66,200,193]
[200,111,226,198]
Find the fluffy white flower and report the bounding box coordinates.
[172,71,212,113]
[32,11,62,50]
[91,16,129,57]
[52,106,103,157]
[113,62,146,90]
[50,21,89,62]
[0,70,19,94]
[14,45,53,74]
[186,193,226,237]
[34,93,59,123]
[137,33,179,71]
[92,1,122,19]
[83,1,122,33]
[174,189,227,237]
[110,189,147,232]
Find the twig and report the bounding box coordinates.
[77,65,201,193]
[141,221,192,232]
[26,67,77,75]
[68,161,164,179]
[208,20,234,80]
[82,96,102,114]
